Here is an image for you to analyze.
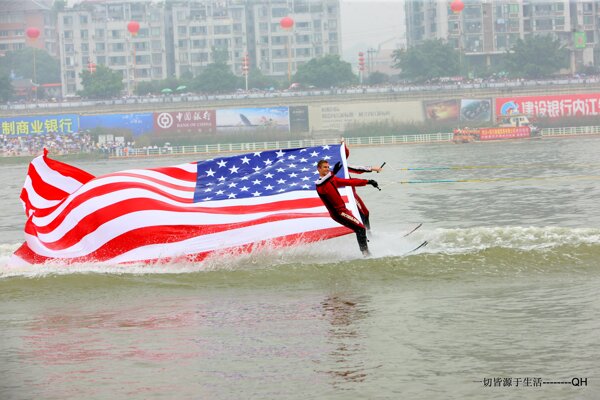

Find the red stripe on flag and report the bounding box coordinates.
[43,153,95,184]
[26,162,70,201]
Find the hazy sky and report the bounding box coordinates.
[340,0,405,61]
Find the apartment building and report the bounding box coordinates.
[50,0,341,97]
[0,0,58,58]
[248,0,341,77]
[405,0,599,73]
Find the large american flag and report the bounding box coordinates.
[12,145,361,265]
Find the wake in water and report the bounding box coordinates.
[1,226,599,278]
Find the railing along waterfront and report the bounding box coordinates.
[542,125,600,136]
[110,127,600,158]
[112,133,454,158]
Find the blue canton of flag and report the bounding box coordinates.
[193,145,344,202]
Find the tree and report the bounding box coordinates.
[503,35,569,79]
[392,39,460,82]
[247,68,279,90]
[0,47,60,84]
[191,63,240,93]
[79,64,124,99]
[293,55,357,88]
[367,71,390,85]
[0,74,13,102]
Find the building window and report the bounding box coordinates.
[135,55,151,64]
[152,53,162,64]
[214,25,231,35]
[191,26,207,35]
[272,8,288,18]
[192,39,207,48]
[109,56,126,66]
[110,43,125,52]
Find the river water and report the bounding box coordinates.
[1,137,599,399]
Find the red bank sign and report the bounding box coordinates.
[496,93,600,118]
[154,110,216,132]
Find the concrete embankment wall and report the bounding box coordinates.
[2,82,600,138]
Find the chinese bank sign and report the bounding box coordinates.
[154,110,216,133]
[496,93,600,118]
[0,114,79,136]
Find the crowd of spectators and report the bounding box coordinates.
[0,132,95,157]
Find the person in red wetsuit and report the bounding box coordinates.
[315,159,379,256]
[342,141,384,233]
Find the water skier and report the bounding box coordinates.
[315,159,379,256]
[342,140,384,232]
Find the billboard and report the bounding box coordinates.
[309,101,424,132]
[153,110,216,133]
[216,107,290,132]
[496,93,600,118]
[0,114,79,136]
[80,112,154,136]
[460,99,492,122]
[424,99,460,122]
[289,106,309,133]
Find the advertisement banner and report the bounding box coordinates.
[0,114,79,136]
[81,113,154,136]
[496,93,600,118]
[478,126,530,140]
[154,110,216,133]
[310,101,424,132]
[216,107,289,132]
[460,99,492,122]
[424,99,459,122]
[289,106,309,133]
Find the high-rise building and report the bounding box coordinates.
[0,0,58,58]
[405,0,599,74]
[50,0,342,97]
[247,0,341,78]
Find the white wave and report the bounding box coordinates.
[424,226,600,254]
[2,226,598,278]
[0,236,354,278]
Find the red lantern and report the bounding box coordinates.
[26,27,40,40]
[242,54,249,75]
[280,16,294,30]
[358,52,365,72]
[87,61,96,73]
[127,20,140,36]
[450,0,464,13]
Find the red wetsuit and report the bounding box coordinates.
[344,144,375,230]
[315,172,369,253]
